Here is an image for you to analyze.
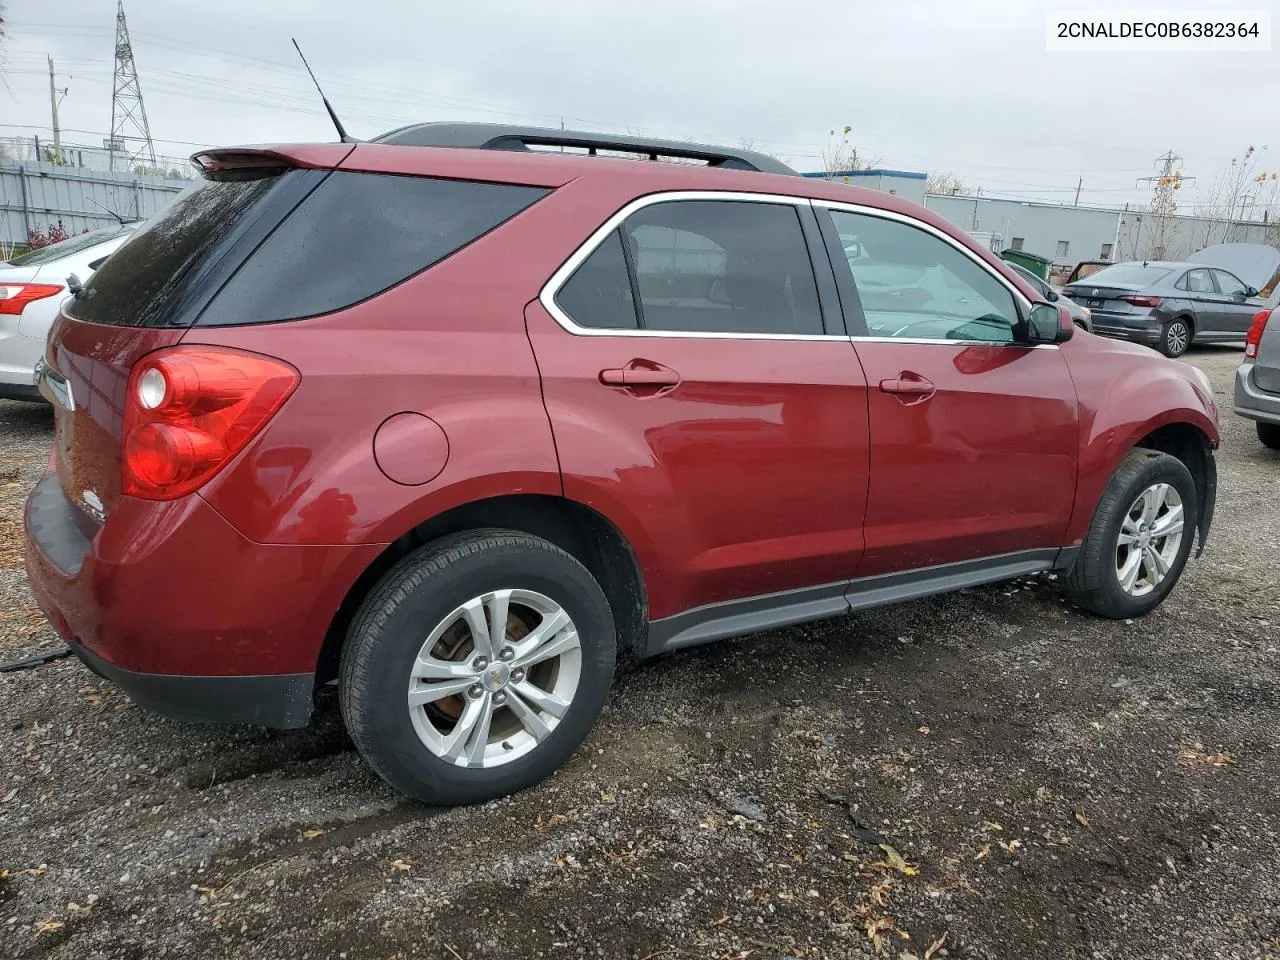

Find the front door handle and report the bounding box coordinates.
[600,361,681,390]
[879,373,935,401]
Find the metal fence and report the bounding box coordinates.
[0,161,190,253]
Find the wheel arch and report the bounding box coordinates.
[315,494,649,684]
[1132,421,1216,557]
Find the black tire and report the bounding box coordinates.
[1158,317,1193,357]
[1063,449,1198,619]
[1258,421,1280,450]
[339,530,616,805]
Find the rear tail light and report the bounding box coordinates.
[1245,308,1272,360]
[123,346,299,500]
[1121,295,1162,309]
[0,283,64,315]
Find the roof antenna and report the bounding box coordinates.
[291,39,355,143]
[85,195,130,227]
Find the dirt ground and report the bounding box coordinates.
[1,345,1277,960]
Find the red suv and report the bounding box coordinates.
[24,124,1219,805]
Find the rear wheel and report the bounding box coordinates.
[1257,421,1280,450]
[1158,317,1192,357]
[340,531,616,805]
[1063,449,1198,618]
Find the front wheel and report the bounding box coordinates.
[340,531,616,805]
[1257,421,1280,450]
[1158,318,1192,357]
[1063,449,1198,618]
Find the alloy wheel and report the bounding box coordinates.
[406,589,582,768]
[1115,482,1184,597]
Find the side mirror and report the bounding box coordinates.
[1245,286,1259,298]
[1027,302,1073,344]
[1046,288,1060,302]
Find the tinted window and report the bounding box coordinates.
[1086,263,1172,286]
[1181,269,1215,293]
[7,225,130,266]
[1211,269,1247,296]
[556,230,637,329]
[199,173,547,326]
[620,200,822,335]
[828,210,1019,342]
[66,170,303,327]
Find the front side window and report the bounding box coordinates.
[1212,269,1248,296]
[621,200,823,336]
[827,209,1020,342]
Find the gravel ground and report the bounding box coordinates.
[1,345,1278,960]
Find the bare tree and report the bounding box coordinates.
[821,126,878,177]
[1194,146,1272,245]
[926,172,971,195]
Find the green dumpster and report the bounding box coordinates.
[1000,249,1053,280]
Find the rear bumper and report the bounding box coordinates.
[1088,312,1161,344]
[24,473,383,727]
[1234,362,1280,425]
[69,638,313,728]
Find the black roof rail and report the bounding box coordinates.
[371,122,798,176]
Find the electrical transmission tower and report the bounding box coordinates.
[1136,151,1193,260]
[108,0,156,172]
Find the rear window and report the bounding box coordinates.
[67,169,547,329]
[66,171,301,327]
[198,173,547,326]
[1084,263,1172,287]
[7,224,130,266]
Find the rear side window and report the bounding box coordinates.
[622,200,822,336]
[555,230,638,330]
[199,173,547,326]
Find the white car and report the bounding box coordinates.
[1,223,138,401]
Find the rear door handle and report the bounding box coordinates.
[600,362,680,389]
[879,373,935,399]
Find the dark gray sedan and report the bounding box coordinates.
[1064,260,1265,357]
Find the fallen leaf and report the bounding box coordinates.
[998,839,1023,853]
[68,902,91,916]
[975,844,991,860]
[301,829,325,840]
[925,933,949,959]
[35,921,64,935]
[2,789,16,803]
[197,886,218,900]
[878,843,919,876]
[25,865,47,876]
[981,820,1003,832]
[918,726,931,735]
[711,913,730,926]
[1074,811,1089,828]
[390,859,411,873]
[792,853,805,864]
[599,793,616,804]
[842,851,859,862]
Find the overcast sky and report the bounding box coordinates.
[1,0,1275,210]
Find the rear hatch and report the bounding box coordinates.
[41,142,554,529]
[42,147,352,526]
[1064,263,1173,313]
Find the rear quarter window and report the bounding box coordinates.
[197,173,548,326]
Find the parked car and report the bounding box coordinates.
[1006,261,1093,331]
[1234,289,1280,449]
[25,124,1219,806]
[1064,260,1265,357]
[0,223,138,401]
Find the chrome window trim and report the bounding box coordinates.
[538,190,847,341]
